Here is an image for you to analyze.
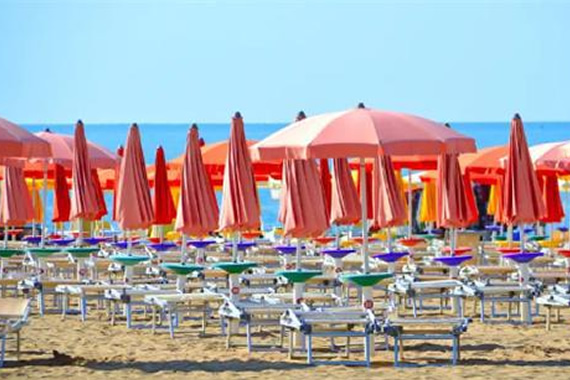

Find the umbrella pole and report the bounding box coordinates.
[180,234,187,262]
[40,161,48,248]
[295,238,302,271]
[450,227,457,256]
[520,224,525,252]
[567,180,570,246]
[386,227,392,251]
[360,158,369,274]
[3,226,7,249]
[232,232,238,263]
[31,177,36,237]
[408,170,413,238]
[77,218,84,246]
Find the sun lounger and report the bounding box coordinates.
[536,284,570,330]
[0,298,31,367]
[18,277,80,316]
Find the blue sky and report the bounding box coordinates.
[0,0,568,124]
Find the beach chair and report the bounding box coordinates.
[0,298,31,367]
[536,284,570,330]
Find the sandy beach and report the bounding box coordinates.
[2,307,570,380]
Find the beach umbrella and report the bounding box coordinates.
[219,113,261,261]
[0,117,52,159]
[116,124,154,236]
[252,103,476,275]
[319,158,332,220]
[174,125,219,246]
[330,158,361,226]
[153,146,176,235]
[356,168,373,220]
[0,165,34,229]
[52,164,71,223]
[502,114,546,245]
[436,153,478,254]
[90,169,107,220]
[419,180,437,223]
[530,141,570,174]
[70,121,101,244]
[371,155,407,250]
[112,145,124,221]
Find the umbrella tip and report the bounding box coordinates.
[513,113,521,120]
[444,122,452,128]
[190,123,199,130]
[131,122,139,130]
[44,127,51,133]
[76,119,83,126]
[357,102,366,109]
[296,111,306,121]
[234,112,242,119]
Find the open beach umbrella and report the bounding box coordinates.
[70,121,101,244]
[330,158,361,226]
[219,113,261,261]
[530,141,570,174]
[175,125,219,241]
[252,103,476,274]
[0,165,34,229]
[0,117,52,159]
[52,164,71,223]
[153,146,176,229]
[436,153,478,254]
[502,114,545,244]
[371,155,407,250]
[116,124,154,237]
[319,158,332,220]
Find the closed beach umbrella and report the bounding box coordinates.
[501,114,546,237]
[70,121,100,243]
[372,155,407,229]
[219,113,261,234]
[112,145,124,221]
[419,180,437,223]
[0,165,34,226]
[330,158,361,225]
[175,125,219,237]
[91,169,107,220]
[538,174,564,223]
[319,158,332,220]
[153,146,176,226]
[52,164,71,223]
[116,124,154,233]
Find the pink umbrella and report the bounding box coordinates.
[330,158,361,225]
[91,169,107,220]
[116,124,154,236]
[219,113,261,260]
[530,141,570,173]
[0,117,51,159]
[175,125,219,238]
[70,121,100,243]
[502,114,545,245]
[372,155,407,250]
[436,153,478,254]
[0,165,34,228]
[112,146,124,222]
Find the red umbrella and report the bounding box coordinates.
[52,164,71,223]
[91,169,107,220]
[371,155,407,229]
[153,146,176,226]
[502,114,546,230]
[70,121,100,222]
[0,165,34,226]
[538,173,564,223]
[116,124,154,232]
[112,145,124,221]
[219,113,260,234]
[279,159,330,238]
[319,158,332,220]
[330,158,361,225]
[174,125,219,237]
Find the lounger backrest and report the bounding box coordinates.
[0,298,31,319]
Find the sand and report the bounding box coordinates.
[2,307,570,380]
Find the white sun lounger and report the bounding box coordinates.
[0,298,31,367]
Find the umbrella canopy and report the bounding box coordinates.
[219,113,261,233]
[116,124,154,230]
[0,117,51,159]
[436,153,478,228]
[251,104,476,160]
[70,121,101,221]
[175,125,219,236]
[330,158,361,225]
[0,165,35,226]
[279,159,330,237]
[153,146,176,225]
[538,173,564,223]
[371,155,407,228]
[319,158,332,220]
[52,164,71,222]
[530,141,570,174]
[502,114,546,224]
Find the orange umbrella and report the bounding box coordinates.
[174,126,219,237]
[502,114,545,241]
[219,113,261,234]
[52,164,71,223]
[70,121,100,225]
[330,158,361,225]
[371,155,407,229]
[319,158,332,220]
[0,165,34,227]
[153,146,176,226]
[116,124,154,232]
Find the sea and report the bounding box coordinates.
[22,121,570,231]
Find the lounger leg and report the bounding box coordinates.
[364,335,371,368]
[38,290,45,316]
[452,336,458,365]
[80,296,87,322]
[306,334,313,365]
[61,293,67,321]
[246,322,252,353]
[126,303,132,329]
[0,335,5,368]
[168,311,175,339]
[151,306,156,334]
[16,331,20,360]
[480,296,485,323]
[288,330,294,360]
[345,336,350,358]
[546,306,552,331]
[393,336,399,367]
